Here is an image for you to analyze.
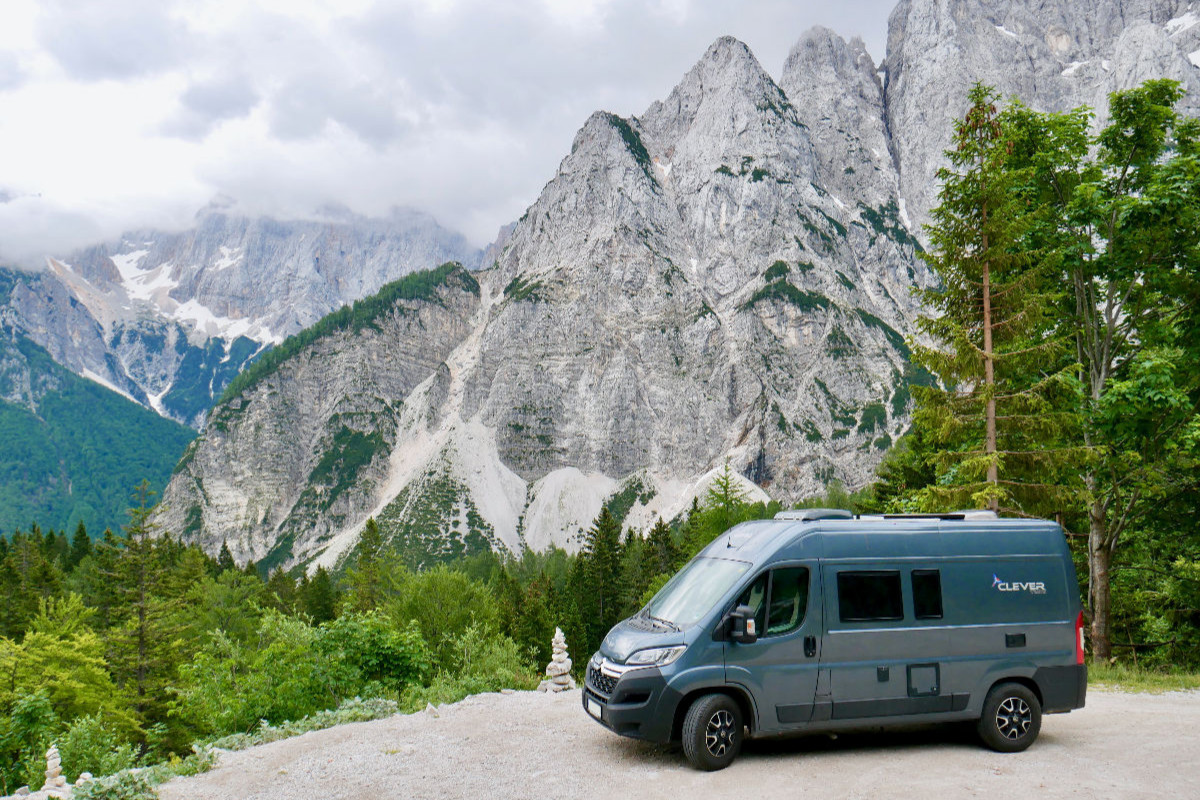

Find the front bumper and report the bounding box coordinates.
[582,657,678,743]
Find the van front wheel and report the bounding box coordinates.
[681,693,743,771]
[977,682,1042,752]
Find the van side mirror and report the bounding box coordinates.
[729,604,759,644]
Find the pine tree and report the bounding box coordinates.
[103,481,183,727]
[216,540,235,573]
[301,565,338,623]
[574,506,624,654]
[265,567,298,612]
[66,522,91,572]
[345,517,385,612]
[644,517,680,576]
[913,83,1081,514]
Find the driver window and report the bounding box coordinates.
[735,573,768,635]
[734,567,810,638]
[766,567,809,635]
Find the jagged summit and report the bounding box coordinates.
[885,0,1200,234]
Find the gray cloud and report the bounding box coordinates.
[6,0,896,257]
[35,0,191,81]
[0,51,22,91]
[162,73,259,139]
[267,73,408,149]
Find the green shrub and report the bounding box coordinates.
[387,567,501,671]
[73,770,157,800]
[58,715,138,782]
[399,625,538,712]
[207,697,399,751]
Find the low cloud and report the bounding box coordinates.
[34,0,191,81]
[162,73,260,139]
[5,0,895,257]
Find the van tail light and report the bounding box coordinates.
[1075,610,1086,665]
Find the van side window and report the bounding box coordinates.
[912,569,943,619]
[766,567,809,635]
[837,571,903,622]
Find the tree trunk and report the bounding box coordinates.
[1088,498,1113,662]
[982,225,998,510]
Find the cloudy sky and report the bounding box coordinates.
[0,0,895,264]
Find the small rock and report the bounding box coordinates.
[425,702,440,718]
[500,688,515,695]
[15,787,30,797]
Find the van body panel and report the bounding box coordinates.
[722,561,823,733]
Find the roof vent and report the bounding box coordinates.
[951,509,999,520]
[774,508,854,522]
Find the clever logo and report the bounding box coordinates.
[993,574,1047,594]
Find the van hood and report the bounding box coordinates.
[599,617,685,663]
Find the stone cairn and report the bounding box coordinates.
[1,745,91,800]
[537,627,577,692]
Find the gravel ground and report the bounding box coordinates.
[160,688,1200,800]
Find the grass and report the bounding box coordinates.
[1088,662,1200,693]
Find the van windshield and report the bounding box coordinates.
[643,557,752,630]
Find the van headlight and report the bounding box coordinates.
[624,646,686,668]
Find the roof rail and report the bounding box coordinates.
[859,510,999,521]
[774,508,854,522]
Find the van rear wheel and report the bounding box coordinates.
[977,682,1042,752]
[681,693,743,771]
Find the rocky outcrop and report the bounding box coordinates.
[3,205,481,428]
[161,37,928,569]
[885,0,1200,234]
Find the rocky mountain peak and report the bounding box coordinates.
[781,26,898,210]
[885,0,1200,234]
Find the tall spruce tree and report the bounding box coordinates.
[913,83,1081,514]
[103,481,183,727]
[345,517,386,612]
[572,506,624,654]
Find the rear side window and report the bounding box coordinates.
[838,571,903,622]
[912,569,943,619]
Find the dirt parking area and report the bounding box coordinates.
[160,688,1200,800]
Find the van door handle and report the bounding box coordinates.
[804,636,817,658]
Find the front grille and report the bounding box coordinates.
[588,663,617,695]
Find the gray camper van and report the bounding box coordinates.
[582,510,1087,770]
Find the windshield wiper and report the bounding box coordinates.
[644,612,680,632]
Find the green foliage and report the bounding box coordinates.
[763,260,790,282]
[603,478,656,527]
[73,770,157,800]
[400,625,538,712]
[206,696,398,751]
[0,690,59,793]
[502,274,546,303]
[220,263,474,403]
[59,714,139,782]
[741,281,831,313]
[0,333,194,536]
[603,113,654,181]
[386,565,501,671]
[912,83,1082,514]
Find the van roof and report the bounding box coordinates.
[700,512,1065,565]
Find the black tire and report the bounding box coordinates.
[681,693,744,771]
[977,682,1042,752]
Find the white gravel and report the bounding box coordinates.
[160,688,1200,800]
